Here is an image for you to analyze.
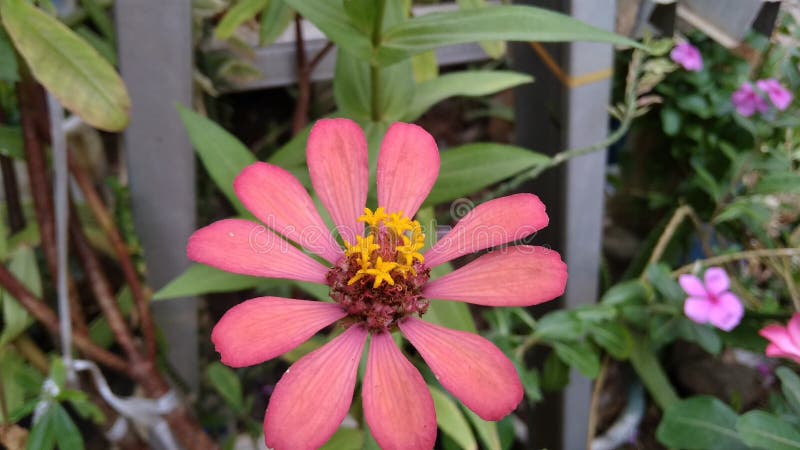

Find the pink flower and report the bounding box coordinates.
[670,42,703,72]
[756,78,793,111]
[760,314,800,364]
[731,83,769,117]
[187,119,568,450]
[679,267,744,332]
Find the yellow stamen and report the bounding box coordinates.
[357,207,387,228]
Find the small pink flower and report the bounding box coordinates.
[670,42,703,72]
[731,83,769,117]
[756,78,793,111]
[679,267,744,332]
[187,119,568,450]
[760,314,800,364]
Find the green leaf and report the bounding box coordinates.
[0,0,130,131]
[88,286,135,348]
[153,264,264,300]
[215,0,269,40]
[75,26,117,65]
[334,48,414,121]
[534,310,583,341]
[411,51,438,83]
[540,351,569,392]
[26,404,58,450]
[425,143,550,206]
[176,105,256,215]
[268,125,311,167]
[754,173,800,195]
[657,396,745,450]
[0,27,18,82]
[645,263,685,303]
[462,406,501,450]
[63,390,105,424]
[678,319,722,355]
[424,262,477,333]
[455,0,505,59]
[379,5,643,64]
[405,71,533,121]
[677,94,711,119]
[320,428,364,450]
[80,0,115,42]
[737,410,800,450]
[553,341,600,378]
[50,403,84,450]
[600,279,648,306]
[1,246,40,344]
[629,336,678,409]
[777,367,800,415]
[660,106,681,136]
[259,0,293,46]
[590,322,633,359]
[429,386,477,450]
[283,0,372,60]
[206,362,244,413]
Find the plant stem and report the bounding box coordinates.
[0,155,25,233]
[0,263,129,373]
[292,13,309,134]
[629,336,678,410]
[585,355,610,449]
[68,153,157,362]
[370,0,386,122]
[672,248,800,276]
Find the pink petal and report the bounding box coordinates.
[424,194,549,268]
[423,245,567,307]
[760,324,798,354]
[703,267,730,296]
[788,314,800,348]
[377,123,440,218]
[678,274,707,297]
[708,292,743,332]
[307,119,368,245]
[211,297,346,367]
[765,343,800,364]
[187,219,329,283]
[264,326,367,450]
[234,162,343,264]
[398,318,522,421]
[363,332,437,450]
[684,297,712,324]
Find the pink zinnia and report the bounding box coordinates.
[756,78,793,111]
[731,82,769,117]
[187,119,568,450]
[670,42,703,72]
[679,267,743,332]
[760,314,800,364]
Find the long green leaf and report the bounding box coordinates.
[425,143,550,206]
[176,105,255,215]
[1,0,129,131]
[1,246,40,344]
[656,396,746,450]
[552,341,600,378]
[259,0,293,46]
[429,386,477,450]
[153,264,265,300]
[737,410,800,450]
[405,70,532,121]
[283,0,372,60]
[206,362,244,413]
[379,5,643,64]
[215,0,269,40]
[455,0,505,58]
[462,407,501,450]
[777,367,800,414]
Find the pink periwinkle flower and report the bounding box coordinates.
[187,119,568,450]
[760,314,800,364]
[670,42,703,72]
[756,78,793,111]
[731,83,769,117]
[679,267,744,332]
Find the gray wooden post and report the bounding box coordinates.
[115,2,198,391]
[512,0,615,448]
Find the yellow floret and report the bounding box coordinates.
[357,207,388,228]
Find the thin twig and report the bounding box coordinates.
[0,155,25,232]
[586,355,611,449]
[0,263,129,373]
[292,13,310,134]
[69,209,141,363]
[68,153,156,361]
[646,205,693,268]
[672,248,800,276]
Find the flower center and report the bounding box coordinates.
[327,208,430,332]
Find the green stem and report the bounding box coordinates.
[370,0,386,122]
[672,248,800,276]
[629,336,679,410]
